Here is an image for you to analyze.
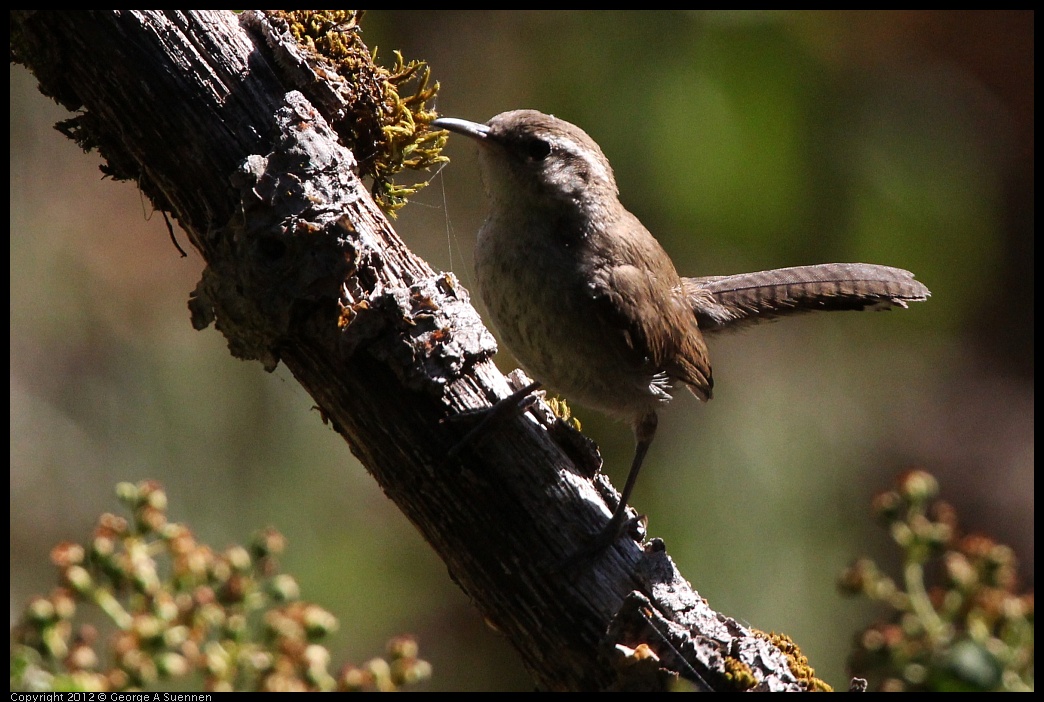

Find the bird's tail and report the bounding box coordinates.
[682,263,930,334]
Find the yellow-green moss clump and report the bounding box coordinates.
[268,10,447,215]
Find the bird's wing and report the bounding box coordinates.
[590,263,714,401]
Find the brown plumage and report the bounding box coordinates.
[433,110,930,549]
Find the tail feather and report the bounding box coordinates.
[682,263,930,334]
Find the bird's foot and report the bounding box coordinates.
[440,380,542,469]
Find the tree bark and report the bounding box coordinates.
[11,10,814,691]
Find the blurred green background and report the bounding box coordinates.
[10,11,1033,690]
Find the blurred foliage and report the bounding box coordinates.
[10,481,431,692]
[839,470,1033,691]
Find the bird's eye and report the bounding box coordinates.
[525,137,551,161]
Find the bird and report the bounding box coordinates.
[431,109,930,548]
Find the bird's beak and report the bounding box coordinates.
[431,117,490,142]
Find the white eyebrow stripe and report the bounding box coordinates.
[554,135,613,186]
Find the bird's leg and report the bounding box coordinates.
[601,411,658,542]
[557,412,659,568]
[442,380,542,467]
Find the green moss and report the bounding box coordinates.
[722,656,757,690]
[545,396,582,432]
[268,10,447,215]
[754,630,833,692]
